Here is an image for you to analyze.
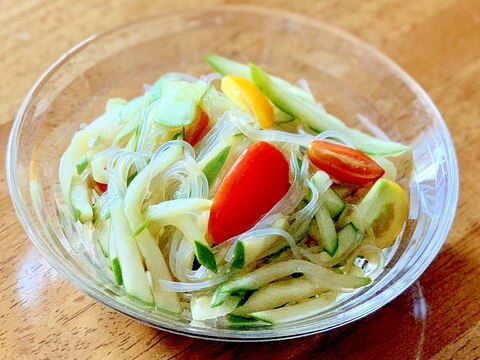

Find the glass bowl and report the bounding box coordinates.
[6,5,458,341]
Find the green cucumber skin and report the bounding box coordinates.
[233,277,325,315]
[316,206,338,257]
[336,222,363,261]
[69,176,93,224]
[204,54,251,79]
[76,153,90,175]
[194,241,218,273]
[202,146,231,186]
[230,241,245,269]
[112,257,123,285]
[321,188,346,221]
[250,291,337,325]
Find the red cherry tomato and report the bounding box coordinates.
[95,181,108,194]
[185,110,209,146]
[208,141,290,244]
[307,140,384,186]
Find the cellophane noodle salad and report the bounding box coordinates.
[59,55,410,325]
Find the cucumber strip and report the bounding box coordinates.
[59,105,124,198]
[315,205,338,256]
[126,127,140,151]
[320,223,363,266]
[93,217,110,257]
[191,295,240,321]
[124,143,182,209]
[111,257,123,285]
[337,223,363,258]
[105,97,128,111]
[321,188,346,220]
[230,217,288,269]
[110,205,153,304]
[145,198,213,221]
[273,107,295,123]
[109,219,122,284]
[113,96,145,144]
[69,175,93,223]
[204,54,316,103]
[372,156,397,181]
[76,153,90,175]
[135,226,182,313]
[230,242,245,269]
[250,64,409,156]
[212,260,370,306]
[202,146,231,186]
[125,202,182,312]
[199,85,240,124]
[250,291,337,324]
[311,171,346,220]
[152,79,207,127]
[313,223,364,267]
[194,241,218,273]
[172,128,185,140]
[233,277,325,315]
[147,215,218,273]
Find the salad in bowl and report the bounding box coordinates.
[59,54,410,325]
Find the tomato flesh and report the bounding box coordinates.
[185,110,209,146]
[307,140,384,186]
[208,141,290,244]
[95,181,108,194]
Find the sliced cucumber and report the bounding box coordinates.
[113,96,145,144]
[109,220,122,284]
[135,228,182,313]
[250,64,409,156]
[202,145,231,186]
[336,222,363,260]
[199,85,240,123]
[273,107,295,123]
[105,97,128,111]
[250,291,337,324]
[311,171,345,220]
[111,257,123,285]
[69,175,93,224]
[372,156,397,181]
[230,217,288,269]
[93,217,110,257]
[191,295,240,321]
[204,54,316,103]
[213,260,370,306]
[194,241,218,273]
[152,79,207,127]
[320,188,346,220]
[59,105,124,198]
[315,205,338,256]
[145,198,213,221]
[110,205,153,304]
[76,153,90,175]
[233,277,325,315]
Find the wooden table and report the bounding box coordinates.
[1,1,479,359]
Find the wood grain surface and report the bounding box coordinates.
[1,0,479,359]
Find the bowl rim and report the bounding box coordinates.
[6,4,459,341]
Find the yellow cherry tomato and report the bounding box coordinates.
[221,76,274,129]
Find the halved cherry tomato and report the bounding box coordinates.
[208,141,290,244]
[185,109,210,146]
[95,181,108,194]
[307,140,384,186]
[221,76,274,129]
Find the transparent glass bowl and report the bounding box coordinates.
[6,5,458,341]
